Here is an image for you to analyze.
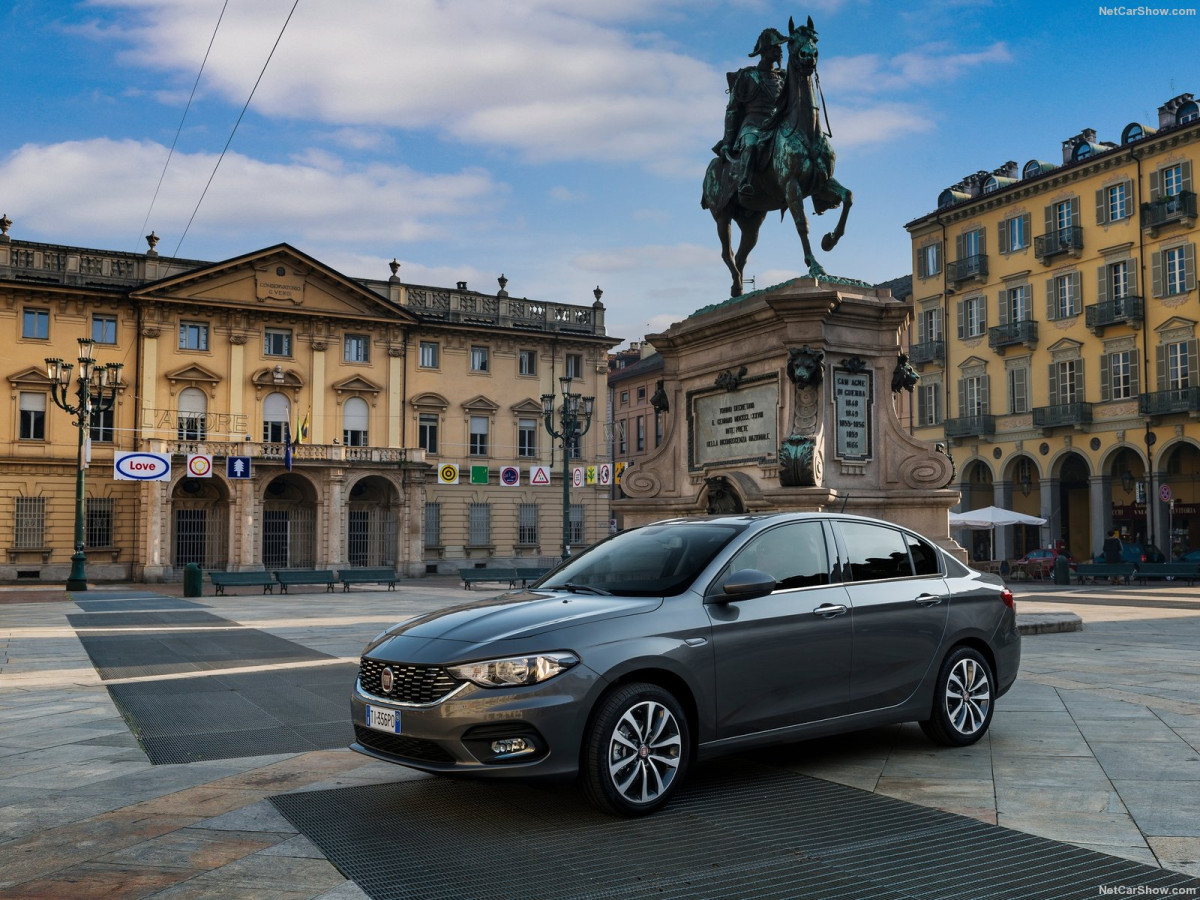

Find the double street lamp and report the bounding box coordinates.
[542,375,595,559]
[45,338,123,591]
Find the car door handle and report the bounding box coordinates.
[812,603,848,618]
[914,593,944,607]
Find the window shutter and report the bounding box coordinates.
[1122,180,1134,217]
[1020,214,1030,247]
[1070,272,1082,313]
[997,291,1008,325]
[1045,278,1056,320]
[1096,265,1109,305]
[1044,204,1054,235]
[955,233,965,261]
[1150,168,1162,202]
[999,220,1009,254]
[1096,188,1108,225]
[956,300,965,339]
[1047,363,1058,404]
[957,379,966,418]
[978,226,986,255]
[1190,340,1200,388]
[980,376,990,413]
[980,297,988,331]
[1069,196,1080,227]
[1130,349,1140,396]
[934,242,942,273]
[1187,243,1197,292]
[1156,344,1166,390]
[1099,354,1111,402]
[1076,365,1085,403]
[1152,250,1164,298]
[917,248,927,279]
[1182,160,1194,194]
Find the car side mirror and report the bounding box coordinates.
[718,568,776,602]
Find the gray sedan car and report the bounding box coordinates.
[351,513,1020,816]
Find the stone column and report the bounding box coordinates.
[311,340,326,444]
[1089,474,1108,561]
[388,347,403,448]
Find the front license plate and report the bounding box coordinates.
[365,704,401,734]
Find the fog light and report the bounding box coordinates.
[491,737,531,756]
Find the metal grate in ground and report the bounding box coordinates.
[107,664,357,764]
[271,761,1200,900]
[66,611,229,629]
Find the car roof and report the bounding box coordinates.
[648,512,920,531]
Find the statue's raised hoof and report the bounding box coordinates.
[821,233,837,252]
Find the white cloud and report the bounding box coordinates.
[823,42,1011,95]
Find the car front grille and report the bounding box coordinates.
[354,725,456,763]
[358,657,461,704]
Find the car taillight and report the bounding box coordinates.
[1000,588,1015,609]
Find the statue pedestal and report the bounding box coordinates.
[615,277,964,557]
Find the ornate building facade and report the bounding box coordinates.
[906,92,1200,562]
[1,227,617,582]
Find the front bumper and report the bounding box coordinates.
[349,664,601,780]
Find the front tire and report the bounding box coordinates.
[919,647,994,747]
[581,683,689,817]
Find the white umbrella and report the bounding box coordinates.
[949,506,1047,560]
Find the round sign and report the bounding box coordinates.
[572,468,584,487]
[501,467,519,485]
[187,455,211,477]
[1160,483,1172,502]
[439,464,458,482]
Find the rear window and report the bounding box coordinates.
[838,521,915,582]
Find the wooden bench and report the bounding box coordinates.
[1074,563,1137,585]
[459,567,518,590]
[338,567,397,591]
[274,569,338,593]
[514,566,551,586]
[210,570,277,595]
[1136,562,1200,585]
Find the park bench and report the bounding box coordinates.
[1136,562,1200,585]
[274,569,338,593]
[338,567,398,591]
[1074,563,1137,585]
[459,567,518,590]
[210,570,277,595]
[514,566,551,586]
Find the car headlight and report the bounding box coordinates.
[447,652,579,688]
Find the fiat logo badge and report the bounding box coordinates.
[381,666,394,694]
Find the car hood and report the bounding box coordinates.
[375,590,663,646]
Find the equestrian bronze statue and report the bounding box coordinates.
[702,16,853,297]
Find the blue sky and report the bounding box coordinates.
[2,0,1197,346]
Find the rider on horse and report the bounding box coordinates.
[712,28,786,203]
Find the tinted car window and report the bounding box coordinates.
[906,533,941,576]
[540,523,744,596]
[725,521,830,589]
[839,521,913,581]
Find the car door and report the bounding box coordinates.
[833,520,950,713]
[705,520,853,738]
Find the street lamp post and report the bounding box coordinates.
[45,338,123,591]
[542,375,595,559]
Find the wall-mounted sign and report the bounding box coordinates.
[692,382,778,467]
[114,452,171,481]
[833,369,872,461]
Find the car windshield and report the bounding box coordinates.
[538,522,746,597]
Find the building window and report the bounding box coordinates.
[636,415,645,452]
[262,391,289,443]
[565,353,583,379]
[958,374,988,417]
[1180,101,1200,124]
[1054,198,1075,233]
[655,411,664,447]
[89,394,114,443]
[637,387,646,402]
[1106,182,1129,222]
[22,308,49,340]
[343,397,369,446]
[1000,214,1028,252]
[518,503,538,545]
[178,387,207,441]
[468,502,491,546]
[617,420,627,455]
[1005,285,1031,322]
[419,341,439,368]
[919,307,943,344]
[1166,247,1188,296]
[19,392,45,440]
[961,228,982,258]
[418,413,439,454]
[86,497,114,549]
[1163,164,1184,198]
[470,346,490,372]
[566,432,581,460]
[92,314,117,345]
[1105,350,1137,401]
[179,321,209,351]
[264,328,292,357]
[1052,273,1080,319]
[424,502,441,548]
[917,383,941,426]
[1109,260,1130,310]
[1008,367,1029,414]
[1167,341,1192,390]
[469,415,489,455]
[958,295,986,338]
[344,333,369,363]
[1052,359,1081,405]
[518,418,537,457]
[14,497,46,550]
[569,503,584,546]
[917,242,942,278]
[620,391,628,405]
[518,349,537,376]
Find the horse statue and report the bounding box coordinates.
[701,16,853,298]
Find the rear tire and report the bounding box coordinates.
[581,683,689,817]
[919,646,994,747]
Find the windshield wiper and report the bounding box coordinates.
[559,582,613,596]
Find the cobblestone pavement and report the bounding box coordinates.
[1,577,1199,897]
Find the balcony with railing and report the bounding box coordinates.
[1139,387,1200,417]
[908,340,945,365]
[988,319,1038,351]
[146,439,426,466]
[1141,191,1197,233]
[944,414,995,439]
[1032,402,1093,429]
[1034,226,1083,264]
[1085,295,1143,334]
[947,254,987,287]
[401,287,606,335]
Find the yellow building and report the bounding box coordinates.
[0,227,618,583]
[906,92,1200,563]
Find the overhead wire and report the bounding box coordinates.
[172,0,301,258]
[136,0,230,250]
